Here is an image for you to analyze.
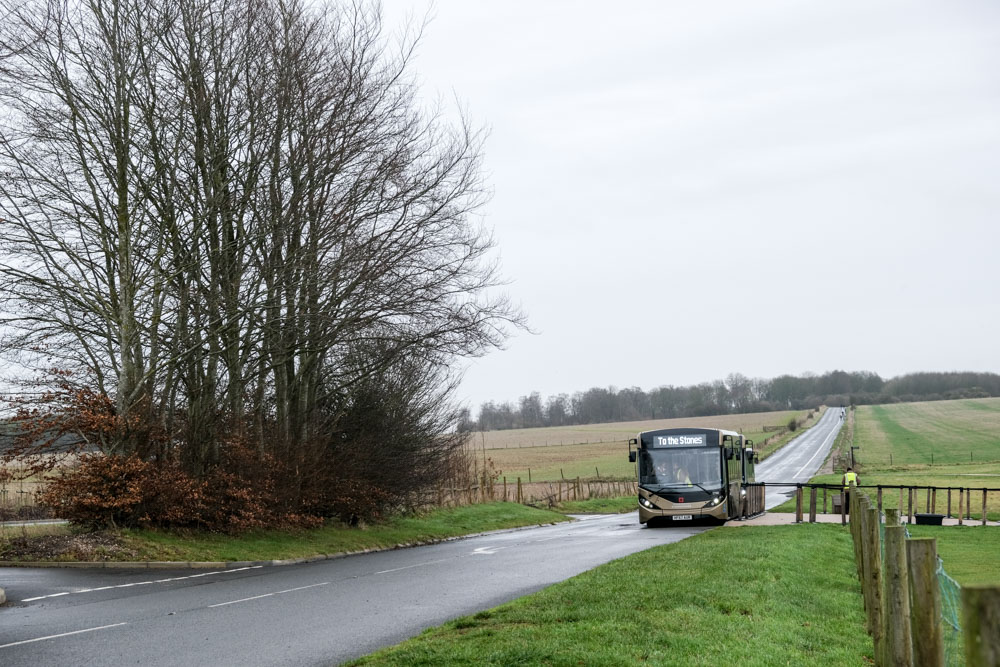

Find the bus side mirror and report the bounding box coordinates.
[629,451,636,463]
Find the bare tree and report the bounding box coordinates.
[0,0,523,486]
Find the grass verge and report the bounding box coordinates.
[552,495,636,514]
[1,503,569,563]
[347,524,871,666]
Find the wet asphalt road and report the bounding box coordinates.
[0,411,841,665]
[1,515,707,665]
[756,407,845,509]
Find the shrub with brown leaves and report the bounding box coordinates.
[38,454,201,530]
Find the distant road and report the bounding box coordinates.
[1,411,842,665]
[756,407,844,509]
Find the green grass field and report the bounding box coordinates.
[773,398,1000,585]
[855,398,1000,467]
[905,524,1000,586]
[826,399,1000,520]
[347,524,872,666]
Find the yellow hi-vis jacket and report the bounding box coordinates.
[842,471,858,491]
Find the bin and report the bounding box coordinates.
[914,513,945,526]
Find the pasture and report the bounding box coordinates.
[853,397,1000,467]
[776,397,1000,521]
[469,408,818,483]
[472,409,805,449]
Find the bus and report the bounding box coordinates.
[627,427,757,525]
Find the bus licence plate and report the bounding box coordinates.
[672,515,693,521]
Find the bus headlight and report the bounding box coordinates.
[704,495,723,508]
[639,496,656,510]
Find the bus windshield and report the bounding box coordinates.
[639,447,723,490]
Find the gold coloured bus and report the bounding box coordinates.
[628,427,756,525]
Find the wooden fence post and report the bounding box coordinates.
[961,585,1000,667]
[982,489,988,526]
[842,489,847,525]
[883,510,912,667]
[899,487,903,517]
[877,486,883,512]
[908,488,914,524]
[850,495,863,581]
[959,489,964,526]
[947,488,952,518]
[795,486,803,523]
[967,487,972,520]
[864,505,884,660]
[925,488,931,513]
[908,538,944,667]
[931,488,937,514]
[516,477,523,504]
[809,487,817,523]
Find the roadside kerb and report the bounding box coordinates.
[0,520,566,570]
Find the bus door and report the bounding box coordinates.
[724,436,740,517]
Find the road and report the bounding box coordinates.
[1,515,708,665]
[1,411,842,666]
[756,407,845,509]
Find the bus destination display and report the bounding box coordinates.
[651,433,707,447]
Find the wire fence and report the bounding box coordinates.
[849,487,998,666]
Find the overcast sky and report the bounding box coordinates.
[383,1,1000,410]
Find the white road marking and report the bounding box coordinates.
[374,558,452,574]
[208,582,330,608]
[472,546,508,555]
[0,623,128,649]
[793,421,839,479]
[209,593,274,607]
[22,592,70,602]
[19,566,264,602]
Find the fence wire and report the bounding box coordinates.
[898,520,964,666]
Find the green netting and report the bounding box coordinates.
[937,560,963,667]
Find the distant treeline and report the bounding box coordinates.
[462,371,1000,432]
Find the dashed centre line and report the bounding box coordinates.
[208,582,330,608]
[374,558,452,574]
[21,565,264,602]
[0,623,128,649]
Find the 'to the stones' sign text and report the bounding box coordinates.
[652,433,707,447]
